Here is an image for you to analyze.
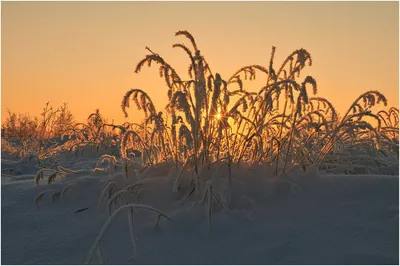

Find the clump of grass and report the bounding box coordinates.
[114,30,397,233]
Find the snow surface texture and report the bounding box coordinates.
[1,151,398,265]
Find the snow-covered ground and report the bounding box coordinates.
[1,151,398,264]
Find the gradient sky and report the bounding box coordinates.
[2,1,399,124]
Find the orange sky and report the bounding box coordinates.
[1,1,399,125]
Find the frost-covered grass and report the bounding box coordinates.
[1,30,399,264]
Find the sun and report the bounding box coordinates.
[216,113,221,120]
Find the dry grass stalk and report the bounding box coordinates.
[85,204,171,264]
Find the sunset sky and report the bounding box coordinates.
[1,1,399,124]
